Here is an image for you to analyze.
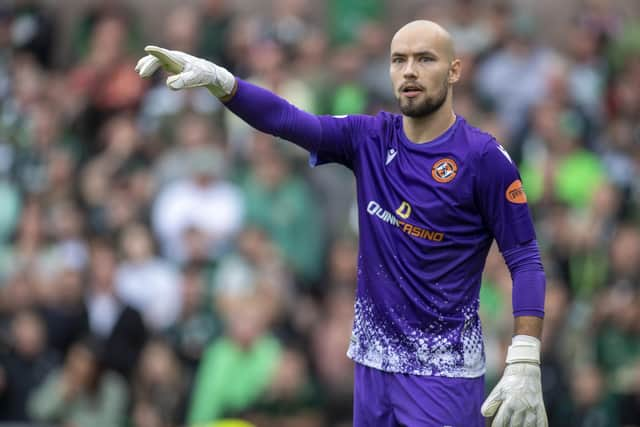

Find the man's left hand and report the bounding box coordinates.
[481,335,548,427]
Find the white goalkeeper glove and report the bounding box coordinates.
[481,335,548,427]
[135,45,236,98]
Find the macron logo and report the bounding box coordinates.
[386,148,398,165]
[497,144,512,163]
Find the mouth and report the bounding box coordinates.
[400,84,424,98]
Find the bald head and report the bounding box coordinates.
[391,20,455,62]
[389,20,461,119]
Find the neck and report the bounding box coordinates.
[402,102,457,144]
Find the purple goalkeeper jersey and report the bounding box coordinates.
[223,80,543,379]
[311,113,536,377]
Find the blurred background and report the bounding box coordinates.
[0,0,639,426]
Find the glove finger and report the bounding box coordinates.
[136,55,160,78]
[536,405,548,427]
[166,70,202,90]
[134,55,146,72]
[481,386,502,417]
[134,54,150,73]
[482,398,502,418]
[491,402,512,427]
[145,45,185,74]
[508,407,524,427]
[523,410,537,427]
[166,74,185,90]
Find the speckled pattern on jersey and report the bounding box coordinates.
[312,112,536,378]
[347,291,485,377]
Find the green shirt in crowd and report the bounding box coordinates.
[188,335,282,425]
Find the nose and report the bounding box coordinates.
[403,58,418,79]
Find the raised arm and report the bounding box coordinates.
[135,46,323,152]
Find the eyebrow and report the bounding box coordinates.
[390,50,439,58]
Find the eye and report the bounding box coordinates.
[420,56,435,63]
[391,57,405,64]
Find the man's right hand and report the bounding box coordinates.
[135,45,236,98]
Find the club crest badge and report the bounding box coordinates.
[431,158,458,183]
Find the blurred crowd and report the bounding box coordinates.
[0,0,639,426]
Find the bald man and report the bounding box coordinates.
[136,20,547,427]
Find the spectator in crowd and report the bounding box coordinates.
[80,114,151,234]
[38,266,89,358]
[13,99,79,195]
[154,112,225,187]
[198,0,235,65]
[165,262,220,372]
[115,222,181,331]
[139,3,221,136]
[86,237,147,379]
[0,309,59,422]
[213,226,291,303]
[310,287,356,427]
[67,13,146,143]
[187,292,282,424]
[131,339,188,427]
[243,346,323,427]
[617,358,640,427]
[152,145,244,263]
[475,11,558,139]
[565,364,619,427]
[444,0,494,57]
[69,0,141,62]
[241,138,324,287]
[0,197,48,281]
[10,0,56,68]
[28,338,129,427]
[327,0,385,45]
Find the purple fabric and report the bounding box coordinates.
[474,140,537,252]
[221,79,546,377]
[353,363,485,427]
[503,241,546,317]
[223,79,322,152]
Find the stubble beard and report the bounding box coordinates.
[398,77,449,118]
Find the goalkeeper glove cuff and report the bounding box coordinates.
[506,334,541,365]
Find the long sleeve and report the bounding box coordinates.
[223,79,323,152]
[503,240,546,318]
[224,79,374,168]
[475,140,544,317]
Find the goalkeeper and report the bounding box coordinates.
[136,20,547,427]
